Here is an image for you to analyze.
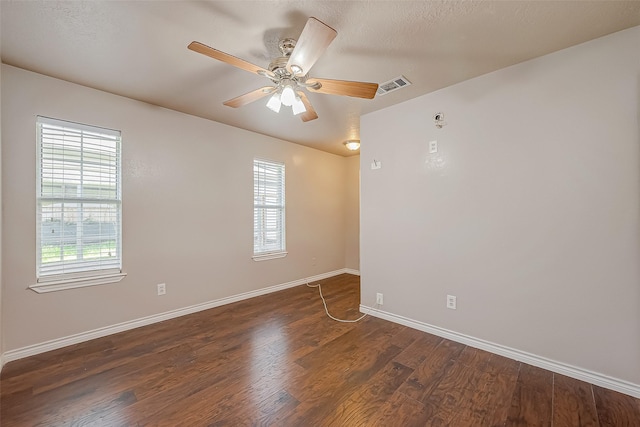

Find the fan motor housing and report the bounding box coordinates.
[269,38,298,77]
[268,57,290,75]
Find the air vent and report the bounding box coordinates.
[376,75,412,96]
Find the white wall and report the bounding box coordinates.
[361,26,640,389]
[1,64,356,352]
[0,34,4,368]
[344,155,360,271]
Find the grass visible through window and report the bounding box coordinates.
[42,241,117,263]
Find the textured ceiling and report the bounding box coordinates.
[2,1,639,156]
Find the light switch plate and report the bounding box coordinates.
[371,161,382,170]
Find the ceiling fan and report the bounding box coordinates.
[188,17,379,122]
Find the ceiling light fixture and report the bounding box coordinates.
[344,140,360,151]
[266,82,307,116]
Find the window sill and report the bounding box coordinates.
[252,251,288,262]
[29,272,127,293]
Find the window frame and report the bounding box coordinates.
[30,116,126,293]
[253,158,287,261]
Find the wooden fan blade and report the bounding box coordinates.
[297,91,318,122]
[188,41,273,77]
[223,87,276,108]
[286,17,337,76]
[307,78,379,99]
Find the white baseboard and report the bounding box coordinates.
[360,305,640,399]
[344,268,360,276]
[2,269,357,364]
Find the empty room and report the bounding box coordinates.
[1,1,640,425]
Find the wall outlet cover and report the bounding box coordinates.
[429,140,438,154]
[446,294,457,309]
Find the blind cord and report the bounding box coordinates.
[307,283,374,323]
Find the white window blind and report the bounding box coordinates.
[36,116,122,280]
[253,159,286,258]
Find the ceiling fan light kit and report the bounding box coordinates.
[188,17,379,123]
[266,82,307,115]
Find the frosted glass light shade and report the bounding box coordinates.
[266,92,282,112]
[291,96,307,115]
[281,85,295,106]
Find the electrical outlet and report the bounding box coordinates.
[446,294,457,310]
[157,283,166,296]
[429,140,438,154]
[376,293,384,305]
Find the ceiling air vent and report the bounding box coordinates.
[376,75,412,96]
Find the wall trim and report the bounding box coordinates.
[344,268,360,276]
[360,305,640,399]
[2,269,354,364]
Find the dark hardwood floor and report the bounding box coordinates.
[1,274,639,426]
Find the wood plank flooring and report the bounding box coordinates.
[1,274,639,426]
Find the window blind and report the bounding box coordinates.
[36,116,122,279]
[253,159,285,256]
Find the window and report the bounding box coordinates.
[32,117,125,293]
[253,159,286,260]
